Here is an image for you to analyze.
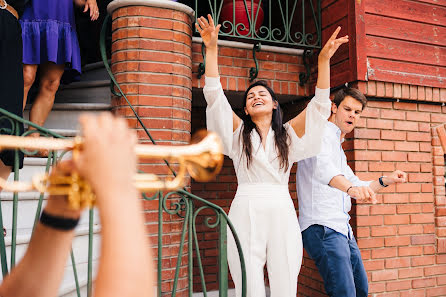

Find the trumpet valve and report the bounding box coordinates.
[38,173,96,210]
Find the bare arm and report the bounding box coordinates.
[329,174,377,203]
[0,226,76,297]
[0,172,81,297]
[196,15,241,132]
[289,27,348,137]
[94,187,152,297]
[76,114,154,297]
[329,170,408,204]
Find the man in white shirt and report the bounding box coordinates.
[296,87,407,297]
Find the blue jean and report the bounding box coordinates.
[302,225,368,297]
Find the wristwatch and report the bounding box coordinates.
[379,176,388,187]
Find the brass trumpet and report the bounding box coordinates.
[0,131,223,209]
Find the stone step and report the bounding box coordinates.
[0,224,100,256]
[5,157,62,189]
[79,61,111,82]
[0,156,101,294]
[55,80,111,104]
[193,289,237,297]
[0,196,100,236]
[0,231,100,297]
[0,227,101,296]
[24,102,112,130]
[47,129,78,137]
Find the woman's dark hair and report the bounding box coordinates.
[241,80,290,170]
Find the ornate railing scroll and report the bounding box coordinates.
[101,14,247,297]
[194,0,321,49]
[193,0,321,84]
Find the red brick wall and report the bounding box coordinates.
[192,42,309,96]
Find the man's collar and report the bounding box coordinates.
[326,121,344,143]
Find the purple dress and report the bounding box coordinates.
[20,0,81,80]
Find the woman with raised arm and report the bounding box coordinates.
[196,15,348,297]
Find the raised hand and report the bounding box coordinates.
[319,26,349,61]
[195,14,221,50]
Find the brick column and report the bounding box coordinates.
[108,1,194,295]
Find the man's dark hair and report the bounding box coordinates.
[333,87,367,110]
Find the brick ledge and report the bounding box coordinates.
[192,37,304,56]
[356,80,446,103]
[107,0,195,19]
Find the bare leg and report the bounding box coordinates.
[22,64,38,110]
[0,160,11,187]
[0,160,11,236]
[29,62,65,128]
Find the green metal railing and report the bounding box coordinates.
[0,109,96,297]
[195,0,321,83]
[195,0,321,48]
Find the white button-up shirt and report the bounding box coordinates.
[296,121,371,238]
[204,76,331,185]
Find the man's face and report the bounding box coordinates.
[331,96,364,135]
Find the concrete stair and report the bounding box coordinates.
[54,80,111,104]
[24,102,111,131]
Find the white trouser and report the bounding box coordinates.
[227,184,303,297]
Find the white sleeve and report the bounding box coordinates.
[203,76,238,158]
[288,87,332,162]
[345,162,373,188]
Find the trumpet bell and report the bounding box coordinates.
[186,130,223,182]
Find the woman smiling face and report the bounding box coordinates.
[244,85,277,118]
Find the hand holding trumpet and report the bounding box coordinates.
[0,113,223,209]
[0,114,155,297]
[35,113,138,217]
